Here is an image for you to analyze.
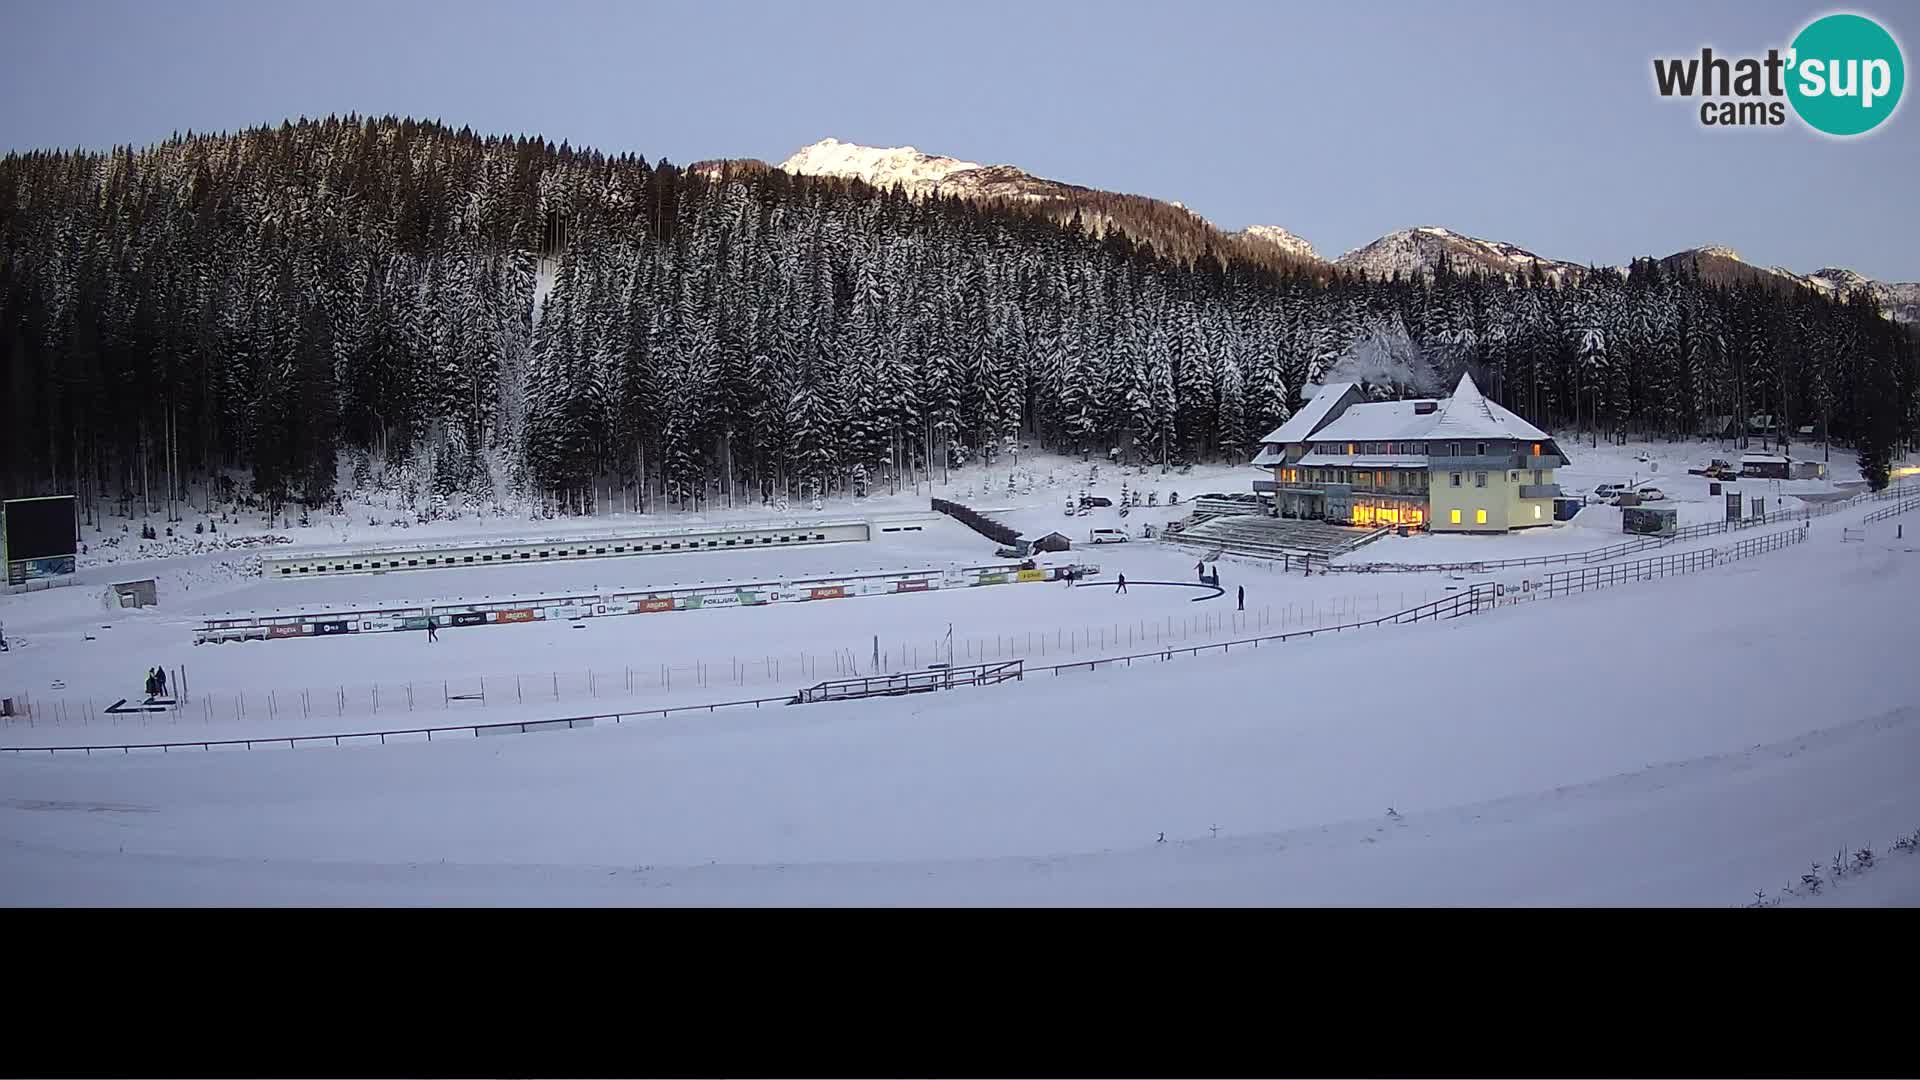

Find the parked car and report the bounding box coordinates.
[1635,487,1667,501]
[1592,483,1628,502]
[1088,528,1130,544]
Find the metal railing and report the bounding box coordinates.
[1862,494,1920,525]
[0,693,802,756]
[1026,587,1484,677]
[1493,526,1805,604]
[794,660,1024,703]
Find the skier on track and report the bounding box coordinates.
[1238,585,1245,611]
[1195,561,1205,582]
[1115,573,1128,594]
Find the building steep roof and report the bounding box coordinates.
[1425,372,1550,441]
[1256,382,1357,445]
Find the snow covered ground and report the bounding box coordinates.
[4,492,1917,904]
[3,440,1916,905]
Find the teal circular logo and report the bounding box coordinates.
[1787,13,1904,136]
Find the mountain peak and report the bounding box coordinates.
[1692,244,1744,262]
[1235,224,1319,261]
[1335,225,1578,282]
[777,138,992,195]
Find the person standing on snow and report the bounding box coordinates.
[1115,573,1128,594]
[1238,585,1245,611]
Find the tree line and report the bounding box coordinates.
[2,114,1915,521]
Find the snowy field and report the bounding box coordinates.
[3,441,1918,905]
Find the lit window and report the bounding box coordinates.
[1450,509,1461,524]
[1532,443,1542,457]
[1533,506,1543,520]
[1476,509,1488,525]
[1375,471,1385,488]
[1347,443,1355,455]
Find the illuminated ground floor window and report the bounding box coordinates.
[1449,509,1461,524]
[1475,508,1488,524]
[1350,502,1427,527]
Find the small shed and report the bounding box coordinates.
[1740,453,1791,480]
[110,579,158,609]
[1030,531,1073,553]
[1789,460,1827,480]
[1553,497,1584,521]
[1622,505,1678,537]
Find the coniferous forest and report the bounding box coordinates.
[3,116,1916,519]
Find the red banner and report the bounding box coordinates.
[497,609,536,623]
[809,586,846,600]
[637,597,674,613]
[268,623,304,638]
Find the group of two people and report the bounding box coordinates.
[144,665,168,699]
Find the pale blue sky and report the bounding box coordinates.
[5,0,1915,279]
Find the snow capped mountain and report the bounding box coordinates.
[1334,226,1582,282]
[1234,225,1319,262]
[776,138,1084,204]
[1806,267,1920,323]
[1663,247,1919,322]
[778,138,987,194]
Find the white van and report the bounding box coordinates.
[1088,528,1130,545]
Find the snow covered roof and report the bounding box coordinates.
[1741,453,1790,463]
[1309,400,1447,444]
[1423,372,1550,441]
[1250,445,1287,467]
[1257,382,1358,445]
[1255,373,1554,453]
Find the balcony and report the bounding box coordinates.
[1518,484,1562,499]
[1523,455,1562,470]
[1429,453,1521,471]
[1252,480,1277,493]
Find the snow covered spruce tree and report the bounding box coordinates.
[1,115,1915,510]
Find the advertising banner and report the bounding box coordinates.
[399,616,431,631]
[809,586,846,600]
[450,612,486,627]
[1016,568,1045,583]
[269,623,305,639]
[315,620,350,635]
[895,580,930,592]
[7,555,76,586]
[497,609,537,623]
[636,597,675,614]
[976,573,1007,586]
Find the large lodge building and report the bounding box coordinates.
[1250,373,1569,533]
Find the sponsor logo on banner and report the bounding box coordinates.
[976,574,1007,586]
[367,618,395,631]
[1016,569,1045,583]
[315,620,350,635]
[736,592,765,605]
[400,616,431,631]
[269,623,305,638]
[700,593,738,608]
[450,612,486,627]
[895,580,930,592]
[497,609,536,623]
[637,597,675,614]
[810,586,846,600]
